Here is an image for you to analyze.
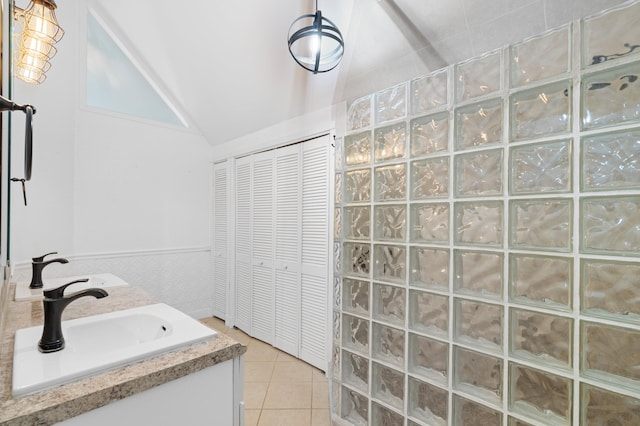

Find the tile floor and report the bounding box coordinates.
[200,317,332,426]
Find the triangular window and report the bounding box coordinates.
[86,11,186,127]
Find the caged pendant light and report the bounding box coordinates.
[287,0,344,74]
[13,0,65,84]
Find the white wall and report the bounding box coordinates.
[7,1,214,318]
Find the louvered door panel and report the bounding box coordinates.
[274,145,301,355]
[251,152,275,343]
[275,269,300,354]
[213,162,228,319]
[252,153,274,262]
[300,137,330,370]
[234,157,252,333]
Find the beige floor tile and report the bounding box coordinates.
[244,382,269,409]
[244,362,276,383]
[276,350,298,362]
[226,328,253,345]
[245,340,280,362]
[312,367,328,382]
[263,382,313,409]
[271,360,313,382]
[258,409,311,426]
[244,409,261,426]
[312,381,329,409]
[311,409,332,426]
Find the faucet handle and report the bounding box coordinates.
[32,252,59,263]
[43,278,89,300]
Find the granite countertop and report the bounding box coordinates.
[0,284,246,426]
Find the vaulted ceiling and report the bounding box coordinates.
[94,0,629,145]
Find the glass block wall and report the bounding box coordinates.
[331,2,640,425]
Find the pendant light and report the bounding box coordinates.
[288,0,344,74]
[14,0,65,84]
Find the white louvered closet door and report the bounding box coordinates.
[300,136,330,370]
[234,156,253,334]
[212,161,228,319]
[274,144,301,356]
[251,151,275,344]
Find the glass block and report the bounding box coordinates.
[375,83,407,124]
[343,242,370,278]
[509,363,572,424]
[342,350,369,392]
[582,62,640,130]
[334,208,342,239]
[343,278,370,316]
[334,311,341,342]
[371,402,404,426]
[510,199,572,252]
[373,283,405,326]
[345,131,372,166]
[332,381,341,417]
[454,250,503,300]
[332,346,341,379]
[454,299,503,352]
[455,98,503,150]
[581,196,640,256]
[375,164,407,201]
[510,25,571,87]
[334,277,342,310]
[510,140,572,194]
[455,149,503,197]
[410,111,449,157]
[453,346,503,405]
[582,130,640,191]
[334,241,342,275]
[344,169,371,203]
[510,308,572,368]
[410,157,449,199]
[409,247,449,291]
[374,205,407,241]
[412,69,448,114]
[335,137,344,172]
[342,314,369,355]
[583,1,640,67]
[372,322,405,367]
[410,203,449,244]
[347,95,372,131]
[373,244,406,285]
[335,173,343,204]
[508,417,535,426]
[375,122,407,163]
[456,51,501,102]
[509,254,572,310]
[409,290,448,338]
[408,377,448,426]
[582,321,640,387]
[454,395,502,425]
[581,383,640,425]
[454,201,504,248]
[342,386,369,426]
[582,258,640,323]
[371,362,405,410]
[345,206,370,240]
[408,333,448,385]
[510,81,571,141]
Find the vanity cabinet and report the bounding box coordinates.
[57,356,243,426]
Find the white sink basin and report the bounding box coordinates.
[14,273,129,301]
[12,303,217,397]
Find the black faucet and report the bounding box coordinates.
[38,279,109,353]
[29,252,69,289]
